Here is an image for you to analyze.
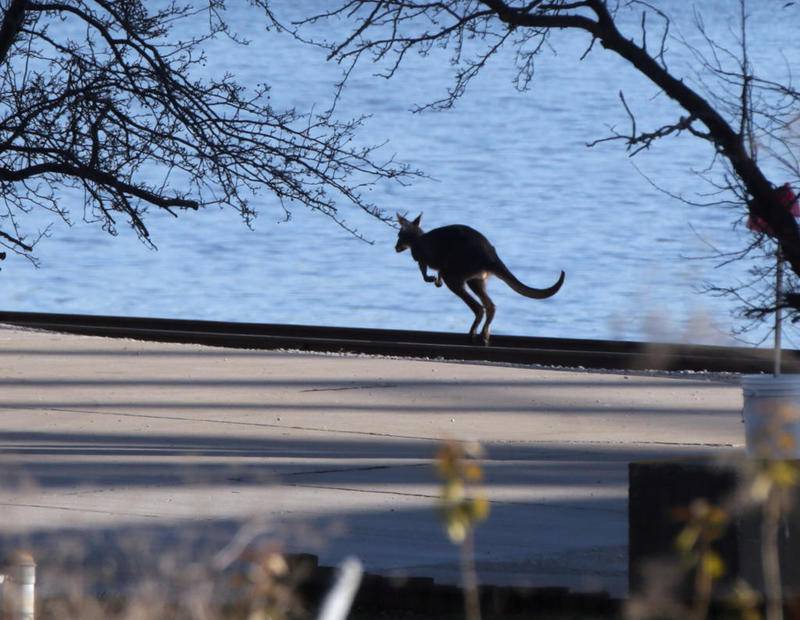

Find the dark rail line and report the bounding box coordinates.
[0,310,793,374]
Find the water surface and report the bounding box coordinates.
[3,2,796,347]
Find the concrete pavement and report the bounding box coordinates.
[0,325,745,599]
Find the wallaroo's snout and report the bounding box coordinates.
[395,242,407,252]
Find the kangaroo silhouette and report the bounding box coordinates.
[395,213,565,345]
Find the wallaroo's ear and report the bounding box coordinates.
[396,212,407,225]
[412,213,422,226]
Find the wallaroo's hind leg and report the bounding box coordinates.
[444,277,483,341]
[467,278,495,346]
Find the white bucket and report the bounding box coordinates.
[741,374,800,458]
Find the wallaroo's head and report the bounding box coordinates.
[395,212,424,252]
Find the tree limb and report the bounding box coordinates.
[0,0,27,65]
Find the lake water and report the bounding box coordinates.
[2,1,797,347]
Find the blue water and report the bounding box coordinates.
[2,2,797,346]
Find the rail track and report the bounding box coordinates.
[0,310,793,374]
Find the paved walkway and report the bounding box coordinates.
[0,325,745,598]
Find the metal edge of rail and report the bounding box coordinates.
[0,310,795,374]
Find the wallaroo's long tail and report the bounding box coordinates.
[494,263,565,299]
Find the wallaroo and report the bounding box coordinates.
[395,213,565,345]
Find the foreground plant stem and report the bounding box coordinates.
[460,528,481,620]
[762,485,784,620]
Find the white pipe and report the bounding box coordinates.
[317,557,363,620]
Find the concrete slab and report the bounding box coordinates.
[0,325,745,598]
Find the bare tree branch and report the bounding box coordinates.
[0,1,417,259]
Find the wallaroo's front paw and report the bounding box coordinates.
[435,278,442,288]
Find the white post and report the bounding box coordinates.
[775,252,783,377]
[7,552,36,620]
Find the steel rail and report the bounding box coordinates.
[0,310,793,373]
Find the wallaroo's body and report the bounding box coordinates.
[395,213,565,345]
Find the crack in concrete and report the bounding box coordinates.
[0,501,160,519]
[285,483,627,514]
[300,382,398,393]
